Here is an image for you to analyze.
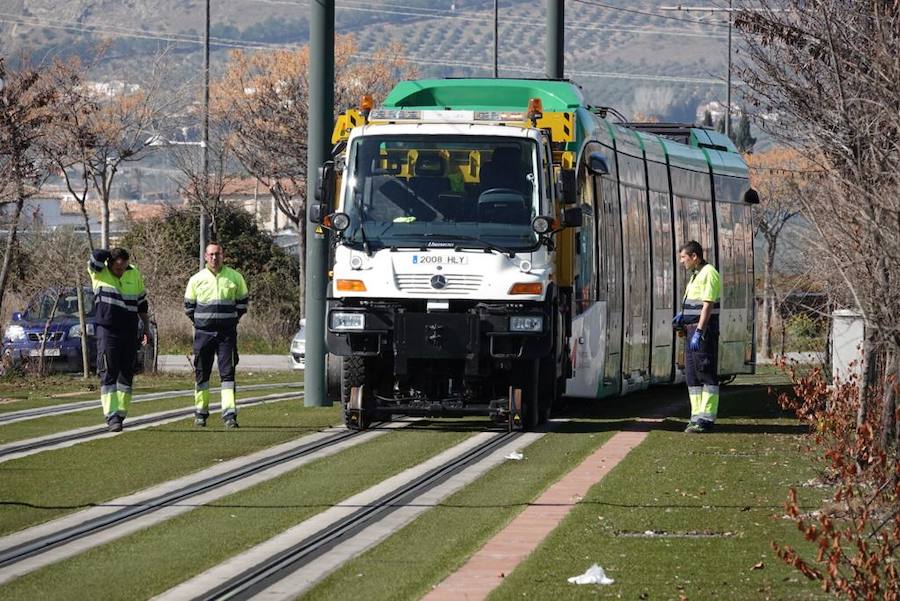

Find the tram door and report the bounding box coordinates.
[618,153,651,391]
[598,170,623,397]
[648,161,675,383]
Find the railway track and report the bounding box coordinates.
[0,390,304,464]
[157,429,541,601]
[0,421,416,586]
[0,382,303,426]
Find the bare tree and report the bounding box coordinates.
[738,3,900,595]
[214,35,415,317]
[747,147,807,359]
[0,57,56,318]
[43,53,179,249]
[737,1,900,447]
[165,115,235,241]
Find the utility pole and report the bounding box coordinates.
[547,0,564,79]
[200,0,210,269]
[493,0,498,78]
[305,0,334,407]
[661,3,734,137]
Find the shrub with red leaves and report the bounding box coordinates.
[773,364,900,600]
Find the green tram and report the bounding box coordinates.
[313,78,757,429]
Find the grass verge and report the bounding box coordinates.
[0,424,473,601]
[0,370,302,414]
[0,385,301,445]
[0,398,336,536]
[489,384,827,600]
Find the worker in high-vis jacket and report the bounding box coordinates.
[672,240,721,433]
[184,243,249,428]
[88,248,151,432]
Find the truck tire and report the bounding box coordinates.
[538,354,557,424]
[341,356,376,429]
[511,359,540,431]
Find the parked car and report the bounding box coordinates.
[290,319,306,370]
[2,287,156,374]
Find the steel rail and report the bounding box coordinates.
[0,424,359,570]
[0,391,304,462]
[194,430,521,601]
[0,382,303,425]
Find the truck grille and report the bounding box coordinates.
[394,274,483,294]
[28,332,64,342]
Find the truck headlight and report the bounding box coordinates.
[510,316,543,332]
[4,325,25,342]
[331,312,365,331]
[69,323,95,338]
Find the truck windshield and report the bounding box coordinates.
[340,135,541,251]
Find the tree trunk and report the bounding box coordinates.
[0,170,27,317]
[38,292,61,375]
[857,328,877,428]
[76,280,90,378]
[762,242,777,358]
[880,346,898,451]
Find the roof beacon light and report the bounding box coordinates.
[527,97,543,124]
[360,95,374,119]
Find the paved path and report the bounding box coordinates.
[424,405,678,601]
[157,354,294,372]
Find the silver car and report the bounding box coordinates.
[290,319,306,370]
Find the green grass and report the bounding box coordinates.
[488,385,826,601]
[0,385,301,446]
[0,369,303,413]
[0,399,338,536]
[0,370,302,414]
[302,423,618,601]
[0,425,474,601]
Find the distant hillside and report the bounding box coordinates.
[0,0,737,121]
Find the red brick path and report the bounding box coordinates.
[422,426,653,601]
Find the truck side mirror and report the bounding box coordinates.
[558,169,576,205]
[11,312,22,322]
[560,205,583,229]
[311,161,335,223]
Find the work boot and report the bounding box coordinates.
[194,414,207,427]
[684,422,704,434]
[224,415,239,429]
[107,415,123,433]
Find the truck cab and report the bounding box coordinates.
[313,80,583,431]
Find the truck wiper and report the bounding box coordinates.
[416,233,516,258]
[358,221,372,256]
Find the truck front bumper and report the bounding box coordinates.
[326,300,552,376]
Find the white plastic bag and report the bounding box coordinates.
[567,564,614,585]
[504,450,524,460]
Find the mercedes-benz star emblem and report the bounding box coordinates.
[430,274,447,289]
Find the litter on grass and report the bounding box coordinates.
[504,450,524,460]
[568,564,614,585]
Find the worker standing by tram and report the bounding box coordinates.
[184,243,249,428]
[673,240,721,433]
[87,248,151,432]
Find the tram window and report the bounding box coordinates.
[574,171,597,316]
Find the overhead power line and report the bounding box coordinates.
[570,0,729,27]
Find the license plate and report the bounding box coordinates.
[412,255,468,266]
[29,348,61,357]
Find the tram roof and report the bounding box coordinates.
[382,78,585,111]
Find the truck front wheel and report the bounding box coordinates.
[341,356,377,430]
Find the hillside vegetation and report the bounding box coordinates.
[0,0,731,120]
